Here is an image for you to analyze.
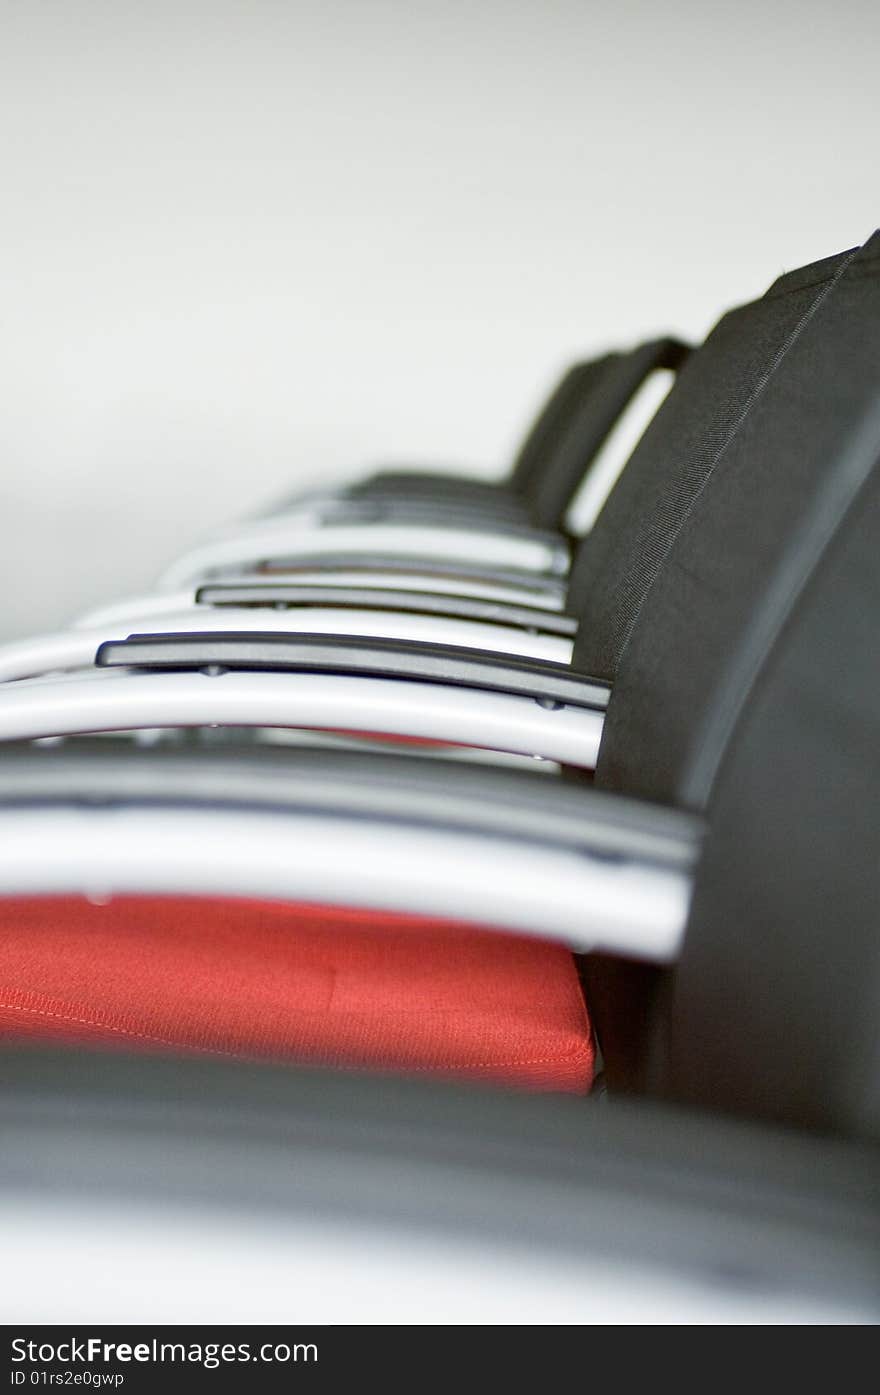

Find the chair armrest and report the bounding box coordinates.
[0,740,700,960]
[96,631,608,710]
[195,582,578,637]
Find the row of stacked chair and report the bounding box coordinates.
[0,232,878,1148]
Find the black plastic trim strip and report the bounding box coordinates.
[95,632,610,709]
[253,554,570,595]
[313,497,545,535]
[195,583,579,638]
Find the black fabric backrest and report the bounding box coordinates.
[588,236,880,809]
[507,358,612,497]
[666,439,880,1140]
[518,338,690,529]
[579,234,880,1132]
[570,246,857,683]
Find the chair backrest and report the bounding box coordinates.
[667,433,880,1139]
[509,339,691,529]
[592,234,880,807]
[569,245,860,689]
[571,231,880,1138]
[507,356,613,500]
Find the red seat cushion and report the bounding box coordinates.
[0,896,594,1093]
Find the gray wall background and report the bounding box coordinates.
[2,0,878,638]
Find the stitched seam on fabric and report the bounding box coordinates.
[397,1051,591,1071]
[612,247,859,672]
[0,996,591,1071]
[765,253,879,300]
[0,996,243,1060]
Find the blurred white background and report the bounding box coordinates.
[1,0,878,638]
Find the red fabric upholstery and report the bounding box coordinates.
[0,897,594,1093]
